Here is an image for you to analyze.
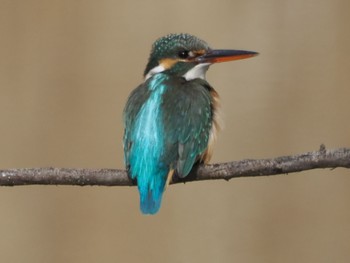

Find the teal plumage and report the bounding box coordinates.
[123,73,214,214]
[123,33,257,214]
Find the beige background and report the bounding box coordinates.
[1,1,350,262]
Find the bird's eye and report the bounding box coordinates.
[178,50,190,59]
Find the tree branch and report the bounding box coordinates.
[0,145,349,187]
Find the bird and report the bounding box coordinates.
[123,33,258,214]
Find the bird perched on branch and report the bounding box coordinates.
[123,33,257,214]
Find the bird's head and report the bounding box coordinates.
[144,33,258,81]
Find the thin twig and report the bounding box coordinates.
[0,145,349,187]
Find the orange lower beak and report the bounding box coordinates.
[195,49,258,64]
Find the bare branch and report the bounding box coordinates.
[0,145,349,187]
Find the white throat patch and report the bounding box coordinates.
[183,63,210,81]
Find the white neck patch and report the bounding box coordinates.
[145,64,165,81]
[145,62,211,81]
[183,63,210,81]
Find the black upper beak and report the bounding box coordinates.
[195,49,258,64]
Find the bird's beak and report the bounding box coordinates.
[195,49,258,64]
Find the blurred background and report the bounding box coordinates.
[1,0,349,262]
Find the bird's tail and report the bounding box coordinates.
[140,189,163,214]
[139,178,165,214]
[138,170,174,215]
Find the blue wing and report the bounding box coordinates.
[162,78,213,177]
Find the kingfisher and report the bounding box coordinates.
[123,33,257,214]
